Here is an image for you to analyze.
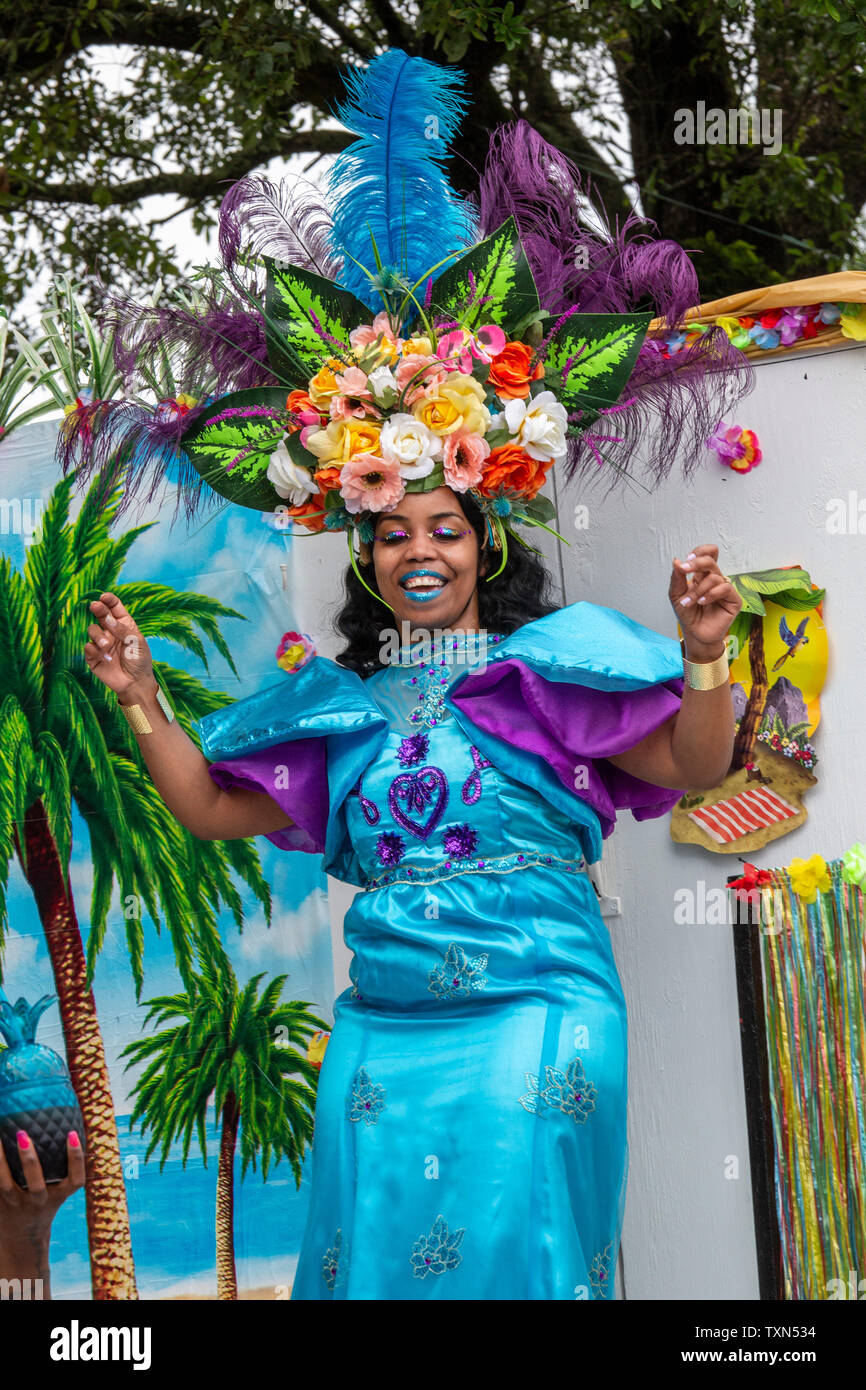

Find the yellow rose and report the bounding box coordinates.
[401,336,434,356]
[413,371,489,438]
[305,417,382,465]
[308,358,350,408]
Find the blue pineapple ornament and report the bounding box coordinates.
[0,986,85,1186]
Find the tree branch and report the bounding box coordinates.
[3,131,353,208]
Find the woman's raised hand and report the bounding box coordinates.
[670,544,742,654]
[84,591,155,699]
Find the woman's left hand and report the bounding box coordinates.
[670,544,742,653]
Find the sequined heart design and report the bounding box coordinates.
[388,766,448,839]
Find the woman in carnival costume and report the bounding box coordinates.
[66,48,751,1299]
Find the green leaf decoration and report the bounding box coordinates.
[728,568,824,618]
[180,388,293,511]
[520,492,557,524]
[285,428,319,472]
[265,258,374,385]
[541,313,652,427]
[427,216,540,335]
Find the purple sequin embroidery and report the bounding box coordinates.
[376,830,405,866]
[397,732,429,767]
[354,770,380,825]
[462,745,493,805]
[388,766,449,839]
[442,824,478,859]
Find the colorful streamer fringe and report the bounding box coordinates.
[751,860,866,1298]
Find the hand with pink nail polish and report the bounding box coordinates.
[0,1130,85,1297]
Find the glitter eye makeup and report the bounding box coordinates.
[374,527,472,545]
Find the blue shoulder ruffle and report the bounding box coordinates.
[194,654,387,884]
[483,599,685,688]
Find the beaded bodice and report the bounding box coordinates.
[343,631,587,890]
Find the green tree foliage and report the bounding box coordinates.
[2,0,865,326]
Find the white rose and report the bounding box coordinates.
[503,390,569,462]
[267,438,319,504]
[367,364,399,405]
[379,412,441,478]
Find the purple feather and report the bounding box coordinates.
[95,273,278,397]
[55,398,224,527]
[473,119,753,491]
[218,174,345,281]
[474,120,698,324]
[561,329,755,493]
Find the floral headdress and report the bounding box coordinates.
[57,48,752,607]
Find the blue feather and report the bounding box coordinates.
[325,49,480,313]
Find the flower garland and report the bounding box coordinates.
[730,841,866,906]
[654,301,866,358]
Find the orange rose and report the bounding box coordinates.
[284,493,328,533]
[286,389,321,433]
[477,442,551,501]
[486,342,545,401]
[313,465,343,494]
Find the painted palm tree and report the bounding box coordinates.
[723,567,825,771]
[0,471,275,1298]
[120,940,329,1299]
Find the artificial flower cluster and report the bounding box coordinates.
[707,421,762,473]
[731,842,866,907]
[264,312,569,532]
[655,301,866,358]
[753,726,817,770]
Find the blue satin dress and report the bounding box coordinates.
[196,603,686,1300]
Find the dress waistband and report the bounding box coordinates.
[362,848,587,891]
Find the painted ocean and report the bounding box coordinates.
[49,1115,313,1299]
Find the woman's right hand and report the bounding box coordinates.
[84,591,156,700]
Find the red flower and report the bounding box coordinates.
[759,310,783,329]
[729,861,774,902]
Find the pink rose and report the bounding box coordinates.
[394,354,448,406]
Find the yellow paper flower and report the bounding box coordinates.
[839,303,866,341]
[786,853,831,902]
[306,1030,330,1069]
[304,417,382,465]
[841,841,866,889]
[717,315,743,341]
[412,371,489,439]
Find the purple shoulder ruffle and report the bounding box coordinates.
[449,657,686,840]
[206,736,328,853]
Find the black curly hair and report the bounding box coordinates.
[330,490,562,678]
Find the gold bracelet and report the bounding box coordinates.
[119,684,175,734]
[682,652,730,690]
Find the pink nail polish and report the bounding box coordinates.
[69,1131,80,1148]
[16,1130,29,1148]
[679,596,692,606]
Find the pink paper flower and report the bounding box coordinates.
[339,454,405,513]
[442,431,490,491]
[276,630,317,673]
[707,421,761,473]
